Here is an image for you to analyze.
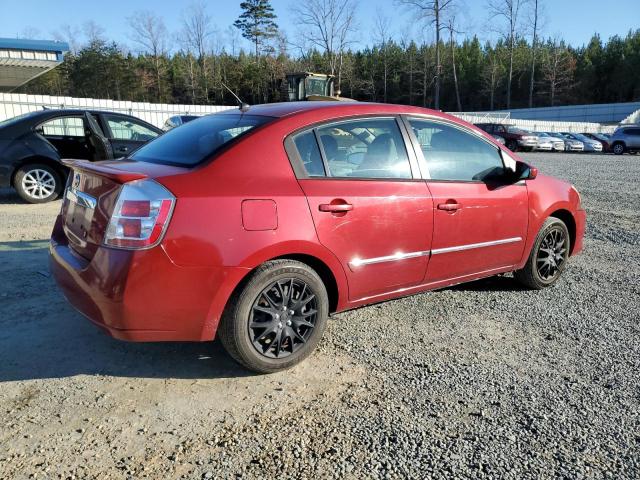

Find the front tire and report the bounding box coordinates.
[506,140,518,152]
[612,142,625,155]
[218,260,329,373]
[14,163,62,204]
[514,217,570,290]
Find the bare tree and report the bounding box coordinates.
[83,21,105,44]
[397,0,457,110]
[52,25,82,54]
[542,39,575,106]
[290,0,358,91]
[487,0,525,109]
[482,48,505,110]
[527,0,545,107]
[226,25,242,56]
[128,11,168,101]
[181,1,215,102]
[374,10,393,103]
[446,17,462,111]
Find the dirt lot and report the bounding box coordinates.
[0,153,638,479]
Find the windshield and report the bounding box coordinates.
[507,126,531,134]
[131,113,273,166]
[572,133,590,142]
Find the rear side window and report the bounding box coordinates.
[293,131,325,176]
[131,114,273,166]
[291,118,412,179]
[409,119,505,182]
[625,128,640,136]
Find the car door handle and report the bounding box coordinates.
[437,202,461,211]
[116,146,129,153]
[319,202,353,212]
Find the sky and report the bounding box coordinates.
[0,0,639,53]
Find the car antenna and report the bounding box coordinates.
[221,82,250,112]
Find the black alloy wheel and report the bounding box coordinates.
[535,226,567,282]
[249,278,318,359]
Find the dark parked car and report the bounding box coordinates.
[50,102,585,373]
[475,123,538,152]
[0,109,162,203]
[163,115,200,131]
[583,132,611,152]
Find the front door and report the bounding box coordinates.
[102,114,160,157]
[406,117,529,283]
[288,117,433,301]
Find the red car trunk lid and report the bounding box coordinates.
[60,159,184,260]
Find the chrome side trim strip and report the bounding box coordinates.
[66,188,97,210]
[431,237,522,255]
[349,250,430,269]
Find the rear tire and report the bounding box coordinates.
[14,163,62,204]
[218,260,329,373]
[612,142,625,155]
[514,217,570,290]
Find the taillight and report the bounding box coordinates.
[104,179,175,249]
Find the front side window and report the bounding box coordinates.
[409,119,506,182]
[105,115,159,142]
[304,118,412,179]
[131,113,273,167]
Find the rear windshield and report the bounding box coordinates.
[131,113,273,166]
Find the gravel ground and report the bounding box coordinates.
[0,152,638,479]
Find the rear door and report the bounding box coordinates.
[405,117,528,283]
[37,115,90,159]
[101,114,160,157]
[286,116,433,301]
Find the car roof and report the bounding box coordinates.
[217,101,451,120]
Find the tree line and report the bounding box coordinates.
[19,0,640,112]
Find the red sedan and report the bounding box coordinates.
[50,102,586,373]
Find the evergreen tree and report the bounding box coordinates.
[234,0,279,58]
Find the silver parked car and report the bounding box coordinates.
[561,132,602,153]
[163,115,200,131]
[535,132,565,151]
[554,133,584,152]
[609,125,640,155]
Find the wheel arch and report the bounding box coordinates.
[201,242,349,341]
[548,209,577,255]
[11,155,67,187]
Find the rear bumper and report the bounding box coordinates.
[572,209,586,256]
[49,215,248,342]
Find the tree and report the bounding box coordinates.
[527,0,544,107]
[374,11,393,103]
[290,0,358,90]
[234,0,279,58]
[542,39,575,106]
[397,0,457,110]
[181,1,215,102]
[127,11,168,101]
[487,0,525,109]
[446,17,462,111]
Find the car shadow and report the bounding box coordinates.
[0,240,254,382]
[0,188,23,204]
[445,274,526,292]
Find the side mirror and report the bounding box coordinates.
[515,160,537,180]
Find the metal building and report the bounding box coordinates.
[0,38,69,92]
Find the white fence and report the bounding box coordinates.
[452,112,617,134]
[0,92,620,133]
[0,93,234,128]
